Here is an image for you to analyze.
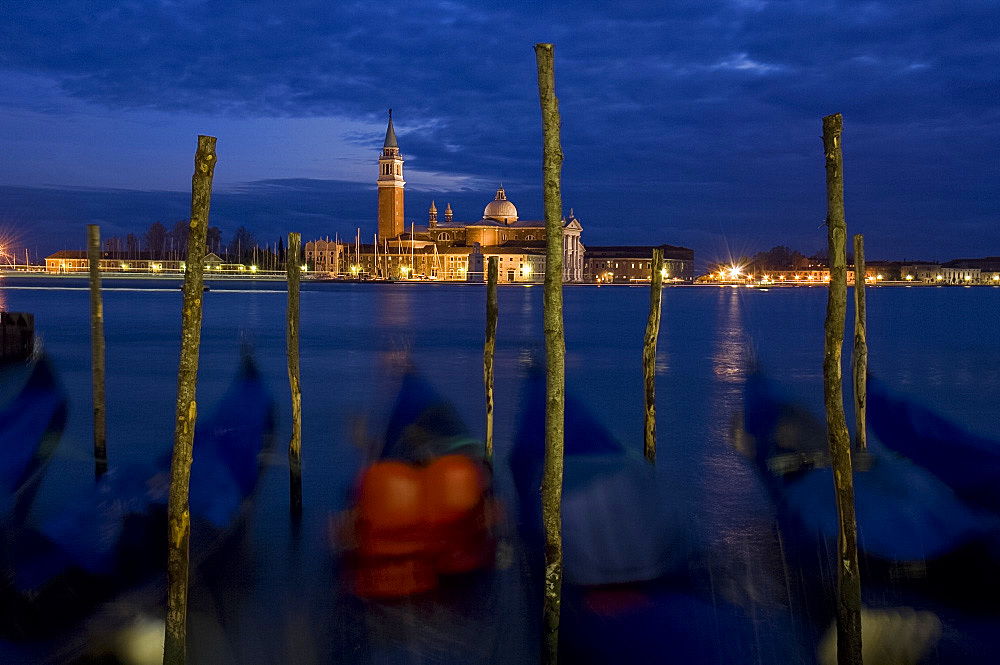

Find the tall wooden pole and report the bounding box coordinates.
[164,135,216,665]
[821,114,863,665]
[643,248,664,463]
[287,232,303,517]
[535,42,565,665]
[87,224,107,478]
[852,235,867,451]
[484,256,499,463]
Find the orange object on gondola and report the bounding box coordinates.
[347,455,496,597]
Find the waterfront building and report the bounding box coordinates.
[584,245,694,283]
[43,251,250,275]
[899,263,943,283]
[306,113,585,282]
[305,238,341,275]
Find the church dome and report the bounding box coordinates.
[483,186,518,223]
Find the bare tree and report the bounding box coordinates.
[145,222,168,257]
[170,220,190,259]
[228,226,257,263]
[207,226,222,256]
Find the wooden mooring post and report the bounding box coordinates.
[484,255,498,463]
[853,234,867,452]
[164,135,216,665]
[643,248,664,463]
[535,42,566,665]
[287,232,303,518]
[821,113,863,665]
[87,224,107,478]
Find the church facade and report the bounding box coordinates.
[306,113,584,282]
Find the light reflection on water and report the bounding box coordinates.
[2,277,1000,663]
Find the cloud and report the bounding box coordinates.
[0,0,998,261]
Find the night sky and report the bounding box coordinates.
[1,1,997,267]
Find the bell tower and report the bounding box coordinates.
[377,109,405,240]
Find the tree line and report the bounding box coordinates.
[713,245,856,274]
[102,221,299,270]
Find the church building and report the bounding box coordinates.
[306,112,584,282]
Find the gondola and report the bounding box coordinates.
[338,367,499,599]
[1,352,275,657]
[741,371,997,571]
[508,369,807,664]
[868,376,1000,515]
[0,353,68,525]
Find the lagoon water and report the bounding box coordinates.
[2,276,999,663]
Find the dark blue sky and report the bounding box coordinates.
[1,0,997,266]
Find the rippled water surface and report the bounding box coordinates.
[2,276,999,663]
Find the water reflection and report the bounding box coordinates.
[700,288,786,620]
[712,286,748,383]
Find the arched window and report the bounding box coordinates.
[525,234,534,240]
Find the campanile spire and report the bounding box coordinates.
[377,109,405,239]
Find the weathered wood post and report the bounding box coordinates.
[821,113,863,665]
[643,248,664,463]
[164,135,216,665]
[484,255,499,463]
[287,232,303,517]
[535,42,566,665]
[852,235,867,451]
[87,224,107,478]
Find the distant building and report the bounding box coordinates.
[583,245,694,283]
[44,251,232,274]
[306,112,584,282]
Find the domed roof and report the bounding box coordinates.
[483,186,518,223]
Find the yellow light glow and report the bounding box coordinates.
[239,265,245,270]
[250,265,257,272]
[660,267,668,279]
[964,275,972,281]
[994,275,999,281]
[936,275,943,280]
[877,274,883,280]
[120,263,128,270]
[906,275,913,280]
[301,265,308,271]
